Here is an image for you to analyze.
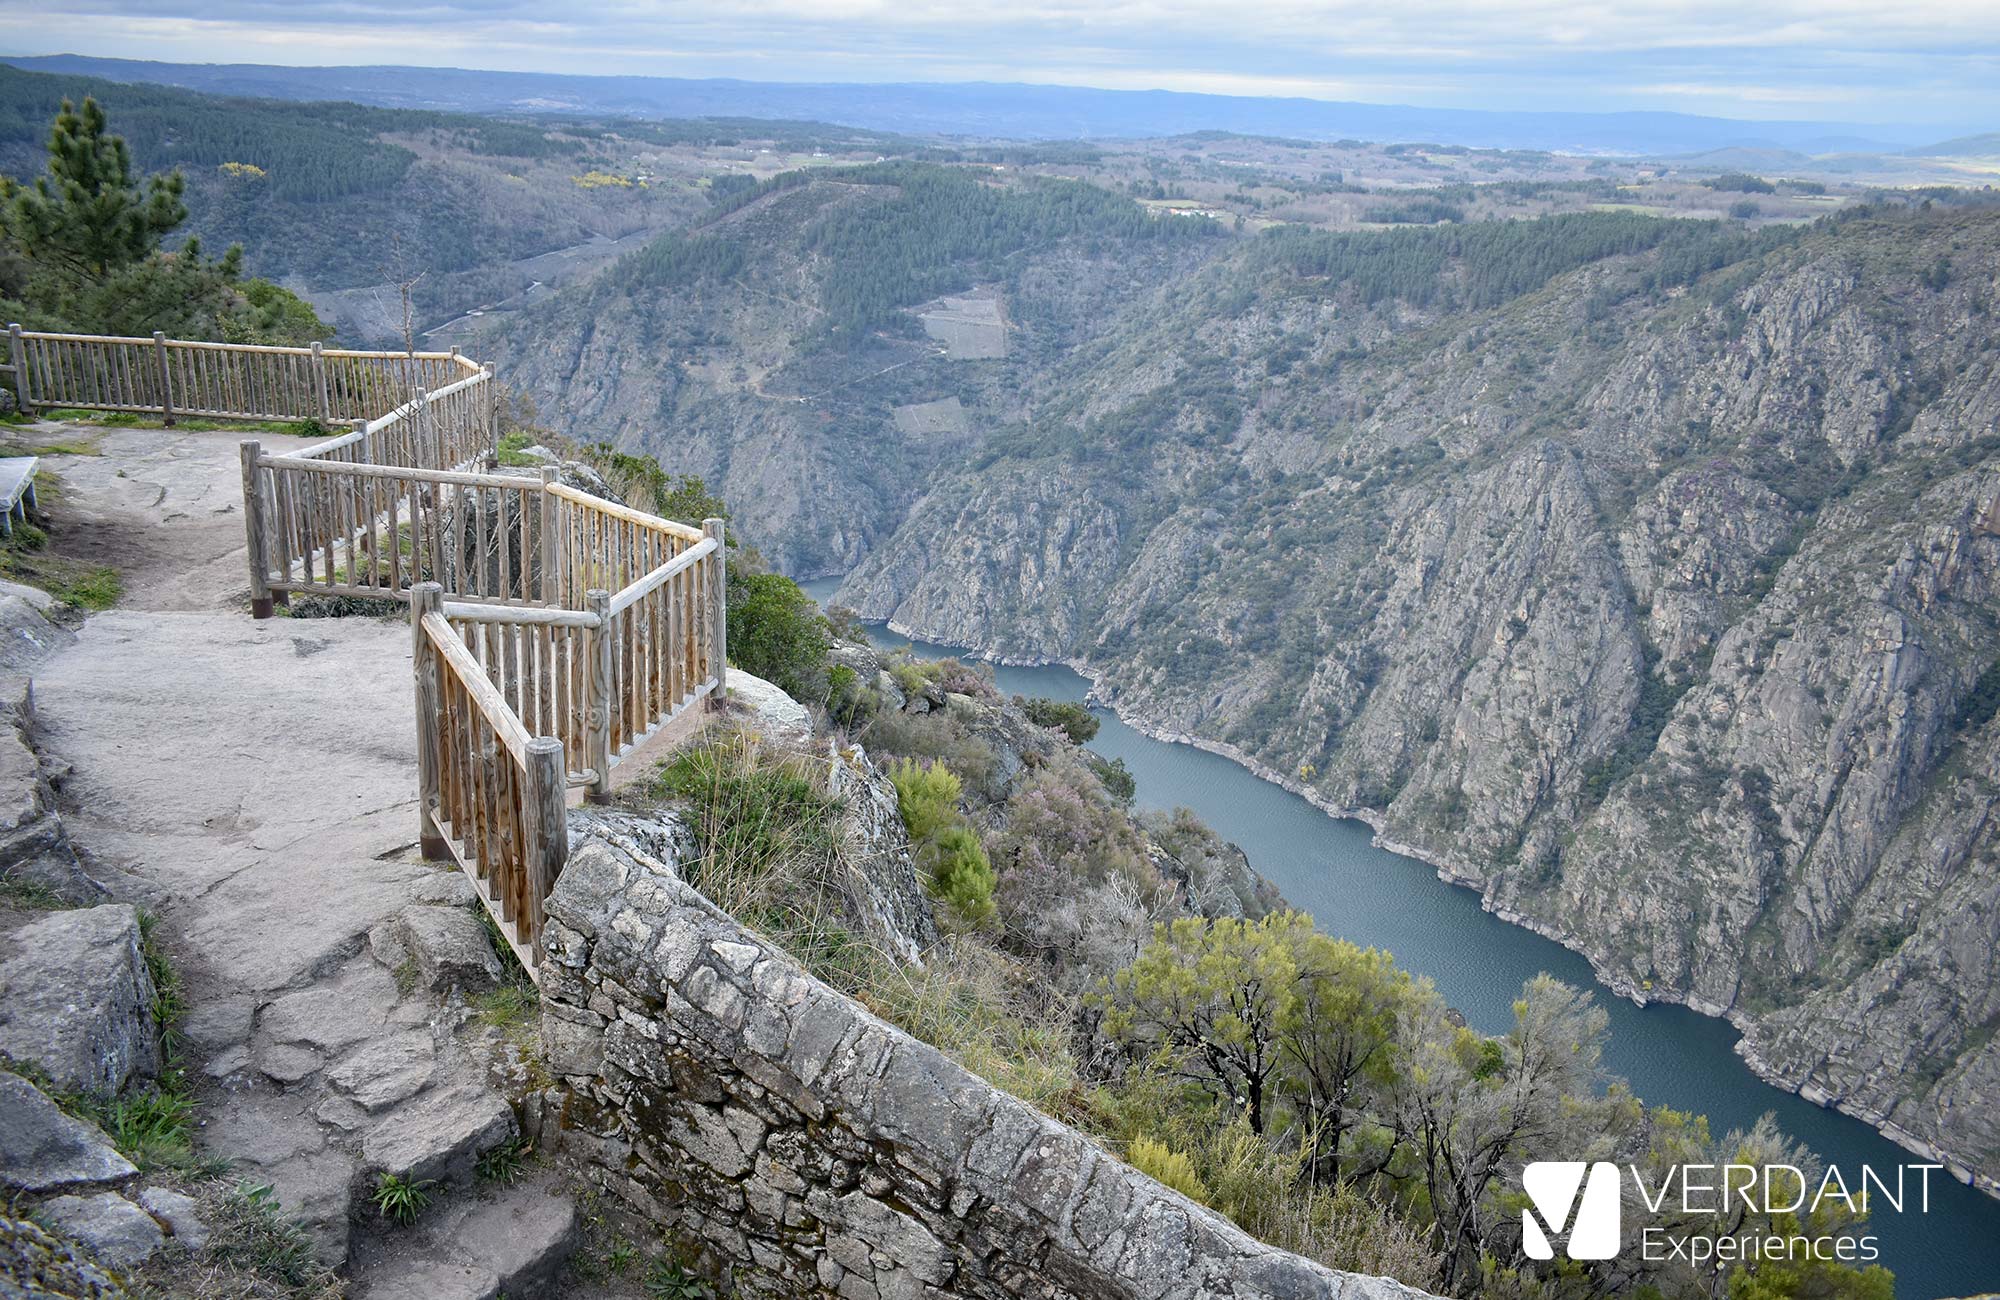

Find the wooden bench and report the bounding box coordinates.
[0,457,37,538]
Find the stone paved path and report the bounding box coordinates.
[20,423,578,1291]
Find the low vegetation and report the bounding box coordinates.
[1017,695,1099,744]
[196,1180,345,1299]
[888,758,997,926]
[639,651,1893,1300]
[369,1171,435,1226]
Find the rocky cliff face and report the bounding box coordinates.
[508,178,2000,1189]
[494,175,1217,577]
[837,207,2000,1189]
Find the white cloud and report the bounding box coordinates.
[3,0,1994,125]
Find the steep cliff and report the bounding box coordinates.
[507,173,2000,1189]
[493,168,1223,576]
[837,205,2000,1188]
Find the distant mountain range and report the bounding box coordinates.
[0,53,1963,157]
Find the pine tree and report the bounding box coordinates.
[2,96,187,284]
[0,96,326,343]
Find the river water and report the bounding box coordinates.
[800,581,2000,1298]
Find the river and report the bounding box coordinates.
[799,579,2000,1298]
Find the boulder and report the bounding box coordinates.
[35,1193,163,1270]
[826,744,938,962]
[326,1031,436,1112]
[567,806,691,873]
[727,671,813,745]
[0,1213,128,1298]
[0,1071,136,1192]
[0,582,74,682]
[350,1181,579,1299]
[258,959,394,1053]
[264,1149,358,1268]
[0,904,158,1094]
[0,683,98,905]
[362,1085,516,1185]
[368,905,502,994]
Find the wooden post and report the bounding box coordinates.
[482,366,498,469]
[521,735,567,955]
[310,341,330,425]
[152,332,174,426]
[5,325,28,415]
[412,583,450,860]
[240,440,274,619]
[537,466,556,604]
[704,517,728,707]
[585,588,613,803]
[413,386,431,468]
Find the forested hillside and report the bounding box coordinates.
[0,65,704,338]
[495,163,1225,573]
[502,166,2000,1194]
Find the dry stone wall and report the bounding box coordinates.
[540,835,1436,1300]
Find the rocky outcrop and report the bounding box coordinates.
[540,836,1436,1300]
[1,677,99,906]
[35,1192,164,1271]
[0,905,158,1095]
[0,1212,128,1299]
[826,743,940,963]
[829,208,2000,1189]
[0,1071,136,1193]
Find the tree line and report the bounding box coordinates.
[0,66,579,202]
[627,162,1221,344]
[1,97,325,342]
[1249,210,1806,312]
[1097,912,1893,1300]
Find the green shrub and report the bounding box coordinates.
[1088,754,1137,804]
[371,1171,435,1225]
[496,430,539,466]
[1128,1135,1210,1204]
[827,662,882,729]
[1956,658,2000,734]
[930,825,997,926]
[863,710,1007,803]
[645,1260,716,1299]
[890,660,935,699]
[889,758,962,843]
[888,757,996,926]
[727,571,830,702]
[656,734,842,912]
[1019,696,1099,744]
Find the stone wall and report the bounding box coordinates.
[540,835,1434,1300]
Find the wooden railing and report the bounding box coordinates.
[1,329,730,981]
[412,585,567,975]
[4,324,469,427]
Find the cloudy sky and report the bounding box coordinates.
[3,1,1995,129]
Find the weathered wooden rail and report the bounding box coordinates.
[5,325,463,427]
[5,329,729,981]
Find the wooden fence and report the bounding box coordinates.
[413,585,567,975]
[1,329,729,981]
[4,325,469,427]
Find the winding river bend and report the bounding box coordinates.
[799,580,2000,1298]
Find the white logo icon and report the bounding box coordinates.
[1522,1162,1621,1260]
